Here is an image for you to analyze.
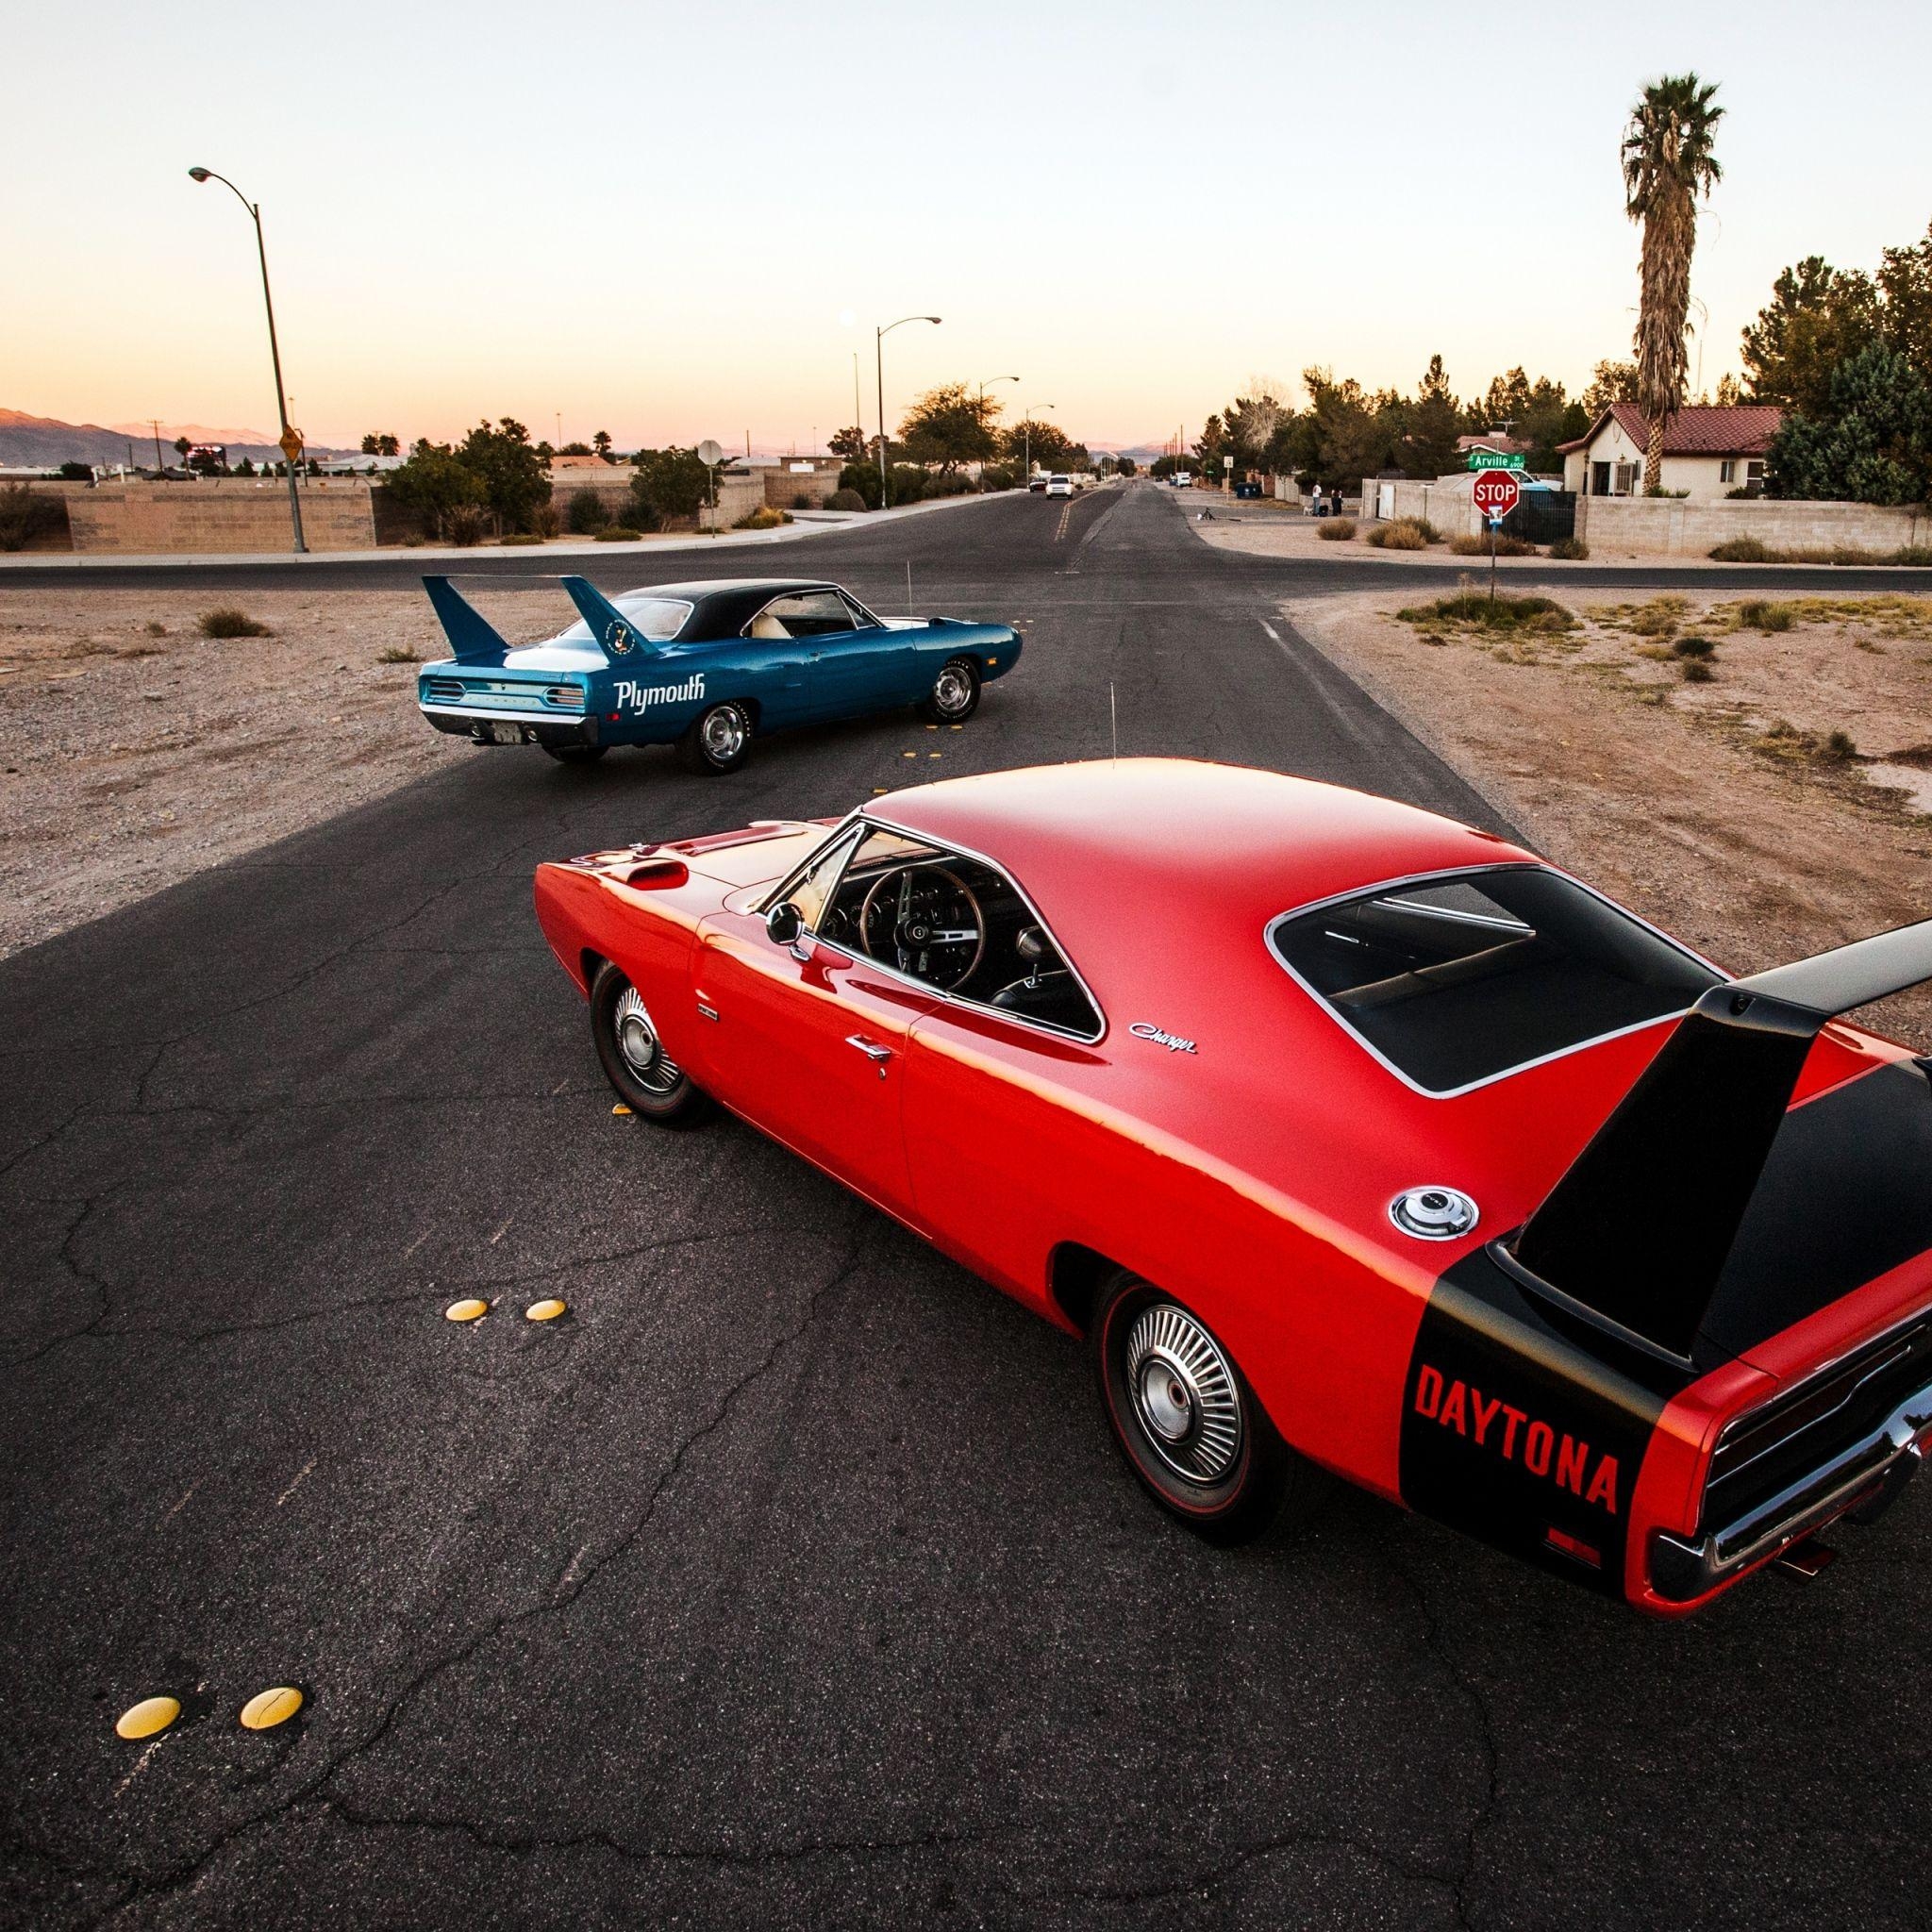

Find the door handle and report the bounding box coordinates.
[845,1034,893,1077]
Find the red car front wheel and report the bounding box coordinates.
[1091,1270,1324,1545]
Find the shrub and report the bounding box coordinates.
[528,500,561,540]
[1317,517,1357,541]
[1671,635,1715,658]
[887,464,927,505]
[1366,518,1430,550]
[825,488,868,512]
[980,464,1019,491]
[1547,536,1590,559]
[566,489,610,534]
[595,525,642,541]
[377,645,422,663]
[1821,729,1857,762]
[1709,535,1770,562]
[144,621,167,637]
[1629,595,1690,637]
[0,484,68,551]
[791,493,813,511]
[1394,592,1574,632]
[922,471,974,498]
[1449,531,1536,557]
[733,506,791,530]
[837,462,881,509]
[499,532,543,545]
[1894,546,1932,566]
[199,608,271,639]
[1738,599,1795,632]
[443,505,489,546]
[1680,659,1714,683]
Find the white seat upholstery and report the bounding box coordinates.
[749,612,791,640]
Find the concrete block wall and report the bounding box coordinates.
[762,468,842,509]
[68,481,375,554]
[699,472,770,530]
[1576,495,1928,555]
[1371,478,1485,537]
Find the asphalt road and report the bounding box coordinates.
[4,484,1929,1929]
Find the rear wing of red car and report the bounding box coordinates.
[423,575,664,667]
[1512,918,1932,1360]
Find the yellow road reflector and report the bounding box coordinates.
[444,1297,488,1324]
[924,724,938,731]
[901,751,917,759]
[240,1687,304,1731]
[872,788,888,795]
[525,1297,567,1323]
[949,724,963,731]
[928,752,941,758]
[115,1696,180,1740]
[611,1103,633,1116]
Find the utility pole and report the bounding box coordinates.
[148,420,165,474]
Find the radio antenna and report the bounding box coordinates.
[1109,681,1118,762]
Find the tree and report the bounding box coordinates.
[1116,457,1137,477]
[1223,390,1288,477]
[898,384,1000,473]
[1297,369,1398,489]
[385,439,487,539]
[360,432,400,456]
[592,429,613,458]
[1622,73,1724,491]
[173,436,191,466]
[827,425,868,463]
[1580,358,1641,414]
[1001,418,1074,473]
[1767,342,1932,505]
[1740,257,1880,415]
[558,441,594,457]
[630,447,710,522]
[1398,355,1462,477]
[1877,222,1932,377]
[458,417,551,532]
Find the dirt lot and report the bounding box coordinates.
[0,589,468,958]
[1288,585,1932,1048]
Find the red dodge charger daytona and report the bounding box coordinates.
[534,759,1932,1615]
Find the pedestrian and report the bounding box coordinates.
[1310,483,1324,518]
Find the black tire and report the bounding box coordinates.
[588,962,701,1123]
[542,742,608,765]
[1091,1268,1326,1545]
[675,700,754,775]
[916,656,980,724]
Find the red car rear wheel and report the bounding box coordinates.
[1091,1269,1324,1545]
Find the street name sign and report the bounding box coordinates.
[1468,450,1525,471]
[1472,471,1522,521]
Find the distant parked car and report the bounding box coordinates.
[1027,475,1048,494]
[1172,471,1193,488]
[1234,483,1262,500]
[415,575,1021,774]
[1045,475,1074,499]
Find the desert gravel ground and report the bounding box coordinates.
[0,589,468,957]
[1286,584,1932,1045]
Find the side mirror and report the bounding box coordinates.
[766,901,803,947]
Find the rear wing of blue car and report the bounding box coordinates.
[423,575,666,666]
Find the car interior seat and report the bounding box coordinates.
[749,612,792,640]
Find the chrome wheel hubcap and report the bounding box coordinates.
[1124,1303,1242,1484]
[613,988,682,1094]
[934,666,972,714]
[702,706,746,761]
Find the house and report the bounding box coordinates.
[1557,403,1781,501]
[1455,431,1530,461]
[549,452,615,471]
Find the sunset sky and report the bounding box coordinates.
[8,0,1929,454]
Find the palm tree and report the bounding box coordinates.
[1622,75,1724,492]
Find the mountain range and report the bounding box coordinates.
[1,408,347,470]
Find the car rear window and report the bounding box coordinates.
[1266,867,1719,1094]
[556,594,691,645]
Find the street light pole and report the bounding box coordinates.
[875,314,941,508]
[975,375,1019,491]
[1022,404,1056,487]
[188,166,306,554]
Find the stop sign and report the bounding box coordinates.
[1472,471,1521,521]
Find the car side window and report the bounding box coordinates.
[808,825,1102,1039]
[748,590,856,639]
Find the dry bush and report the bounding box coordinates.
[1317,518,1357,541]
[198,608,271,639]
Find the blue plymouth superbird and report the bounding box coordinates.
[415,575,1022,773]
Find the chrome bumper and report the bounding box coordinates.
[419,703,594,743]
[1651,1376,1932,1601]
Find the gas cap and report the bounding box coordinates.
[1390,1187,1479,1241]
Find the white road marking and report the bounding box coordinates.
[1259,620,1285,645]
[163,1482,199,1522]
[275,1457,318,1507]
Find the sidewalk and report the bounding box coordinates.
[0,482,1008,574]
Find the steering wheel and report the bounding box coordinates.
[858,864,986,991]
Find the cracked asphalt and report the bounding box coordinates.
[4,485,1930,1929]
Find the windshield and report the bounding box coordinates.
[1267,866,1719,1095]
[555,593,691,646]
